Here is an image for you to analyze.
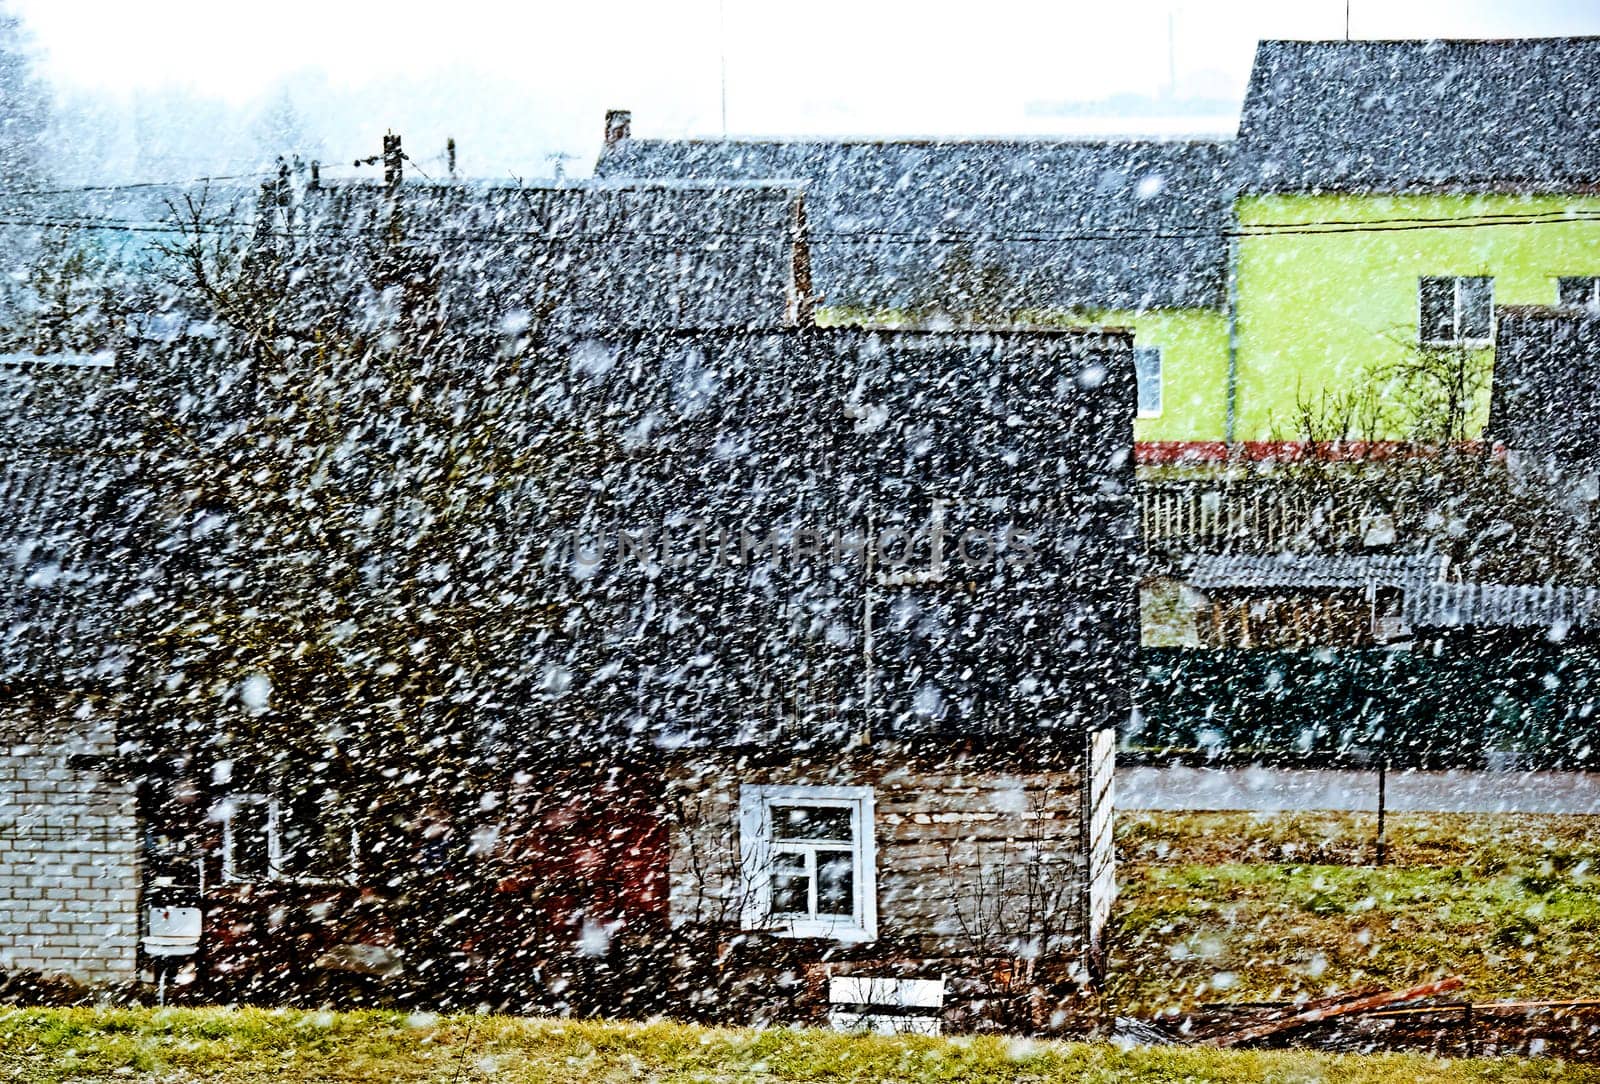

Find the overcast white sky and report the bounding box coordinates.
[11,0,1600,180]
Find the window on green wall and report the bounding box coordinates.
[1419,276,1494,345]
[1135,345,1162,417]
[1558,277,1600,308]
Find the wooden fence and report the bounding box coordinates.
[1139,479,1394,555]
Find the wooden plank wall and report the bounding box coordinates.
[664,749,1088,961]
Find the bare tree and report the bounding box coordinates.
[113,180,608,997]
[942,785,1080,1030]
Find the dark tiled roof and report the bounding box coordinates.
[0,370,131,682]
[299,180,808,332]
[0,453,132,682]
[595,138,1234,311]
[1188,553,1446,591]
[1238,38,1600,192]
[1488,305,1600,463]
[517,325,1136,748]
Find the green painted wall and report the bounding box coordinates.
[823,193,1600,447]
[822,306,1229,443]
[1234,193,1600,442]
[1036,308,1230,444]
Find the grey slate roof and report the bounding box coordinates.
[1238,38,1600,192]
[595,138,1234,312]
[0,453,132,682]
[299,180,808,333]
[1187,553,1447,591]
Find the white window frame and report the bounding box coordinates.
[1419,275,1494,346]
[1134,345,1163,418]
[220,792,279,883]
[220,787,359,886]
[739,784,877,942]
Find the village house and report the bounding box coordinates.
[0,171,811,995]
[589,36,1600,767]
[0,165,1134,1030]
[592,110,1232,455]
[551,325,1133,1028]
[597,37,1600,460]
[0,365,139,984]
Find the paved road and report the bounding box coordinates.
[1118,766,1600,814]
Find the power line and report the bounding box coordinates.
[1,208,1599,247]
[5,172,282,198]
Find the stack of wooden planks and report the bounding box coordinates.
[1116,977,1600,1061]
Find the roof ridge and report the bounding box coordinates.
[614,136,1236,150]
[1260,35,1600,45]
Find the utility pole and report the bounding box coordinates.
[446,137,457,180]
[383,131,403,187]
[1345,0,1351,41]
[353,130,404,187]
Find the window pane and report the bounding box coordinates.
[770,852,809,914]
[1419,277,1455,342]
[1559,277,1600,307]
[281,788,350,881]
[816,852,855,916]
[1459,276,1493,340]
[771,804,853,842]
[229,800,270,880]
[1134,346,1162,415]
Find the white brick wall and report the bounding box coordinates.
[0,713,139,982]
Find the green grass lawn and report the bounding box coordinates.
[4,812,1597,1080]
[1,1008,1595,1083]
[1109,811,1600,1015]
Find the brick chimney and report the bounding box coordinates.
[604,110,632,147]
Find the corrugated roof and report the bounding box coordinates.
[1187,553,1447,591]
[1238,38,1600,192]
[1404,581,1600,630]
[595,138,1234,312]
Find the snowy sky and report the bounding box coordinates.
[11,0,1600,181]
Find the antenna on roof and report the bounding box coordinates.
[547,152,576,182]
[1345,0,1351,41]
